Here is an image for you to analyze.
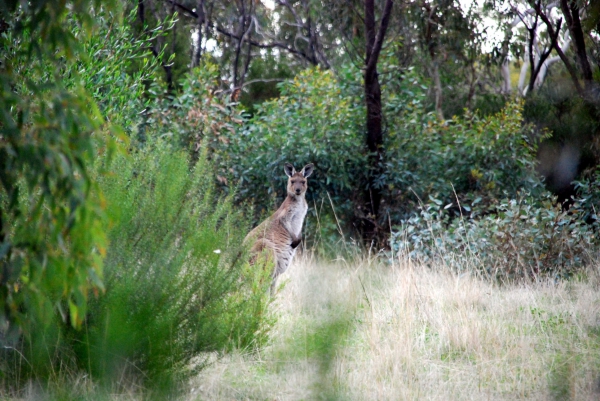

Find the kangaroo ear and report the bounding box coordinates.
[284,163,296,177]
[301,163,314,178]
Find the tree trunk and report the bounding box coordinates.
[362,0,393,243]
[431,61,444,119]
[364,62,384,230]
[423,2,443,119]
[501,59,511,94]
[499,22,514,94]
[560,0,593,83]
[534,1,583,95]
[231,0,255,96]
[192,0,206,68]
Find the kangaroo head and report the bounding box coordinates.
[284,163,314,197]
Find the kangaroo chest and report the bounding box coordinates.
[279,198,307,237]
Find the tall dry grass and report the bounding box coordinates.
[192,253,600,400]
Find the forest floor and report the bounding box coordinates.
[191,254,600,400]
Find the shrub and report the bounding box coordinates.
[206,66,552,254]
[75,10,164,130]
[391,192,598,280]
[383,100,547,225]
[0,3,126,337]
[573,166,600,225]
[88,145,272,389]
[147,61,246,161]
[2,145,273,396]
[213,67,366,247]
[382,88,599,279]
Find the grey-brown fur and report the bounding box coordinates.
[245,163,314,293]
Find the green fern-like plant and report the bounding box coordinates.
[6,144,273,397]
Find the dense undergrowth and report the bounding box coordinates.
[0,146,273,398]
[0,11,272,399]
[207,67,599,276]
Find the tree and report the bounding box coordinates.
[363,0,394,242]
[137,0,331,104]
[413,0,491,117]
[530,0,596,97]
[0,0,118,336]
[271,0,332,68]
[501,1,571,96]
[495,0,600,196]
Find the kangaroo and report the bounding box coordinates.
[245,163,314,293]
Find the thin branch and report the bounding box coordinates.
[365,0,376,64]
[371,0,394,67]
[232,0,254,88]
[216,25,312,60]
[559,0,593,81]
[529,18,562,92]
[526,3,540,93]
[240,2,254,88]
[165,0,197,18]
[225,78,287,93]
[532,0,584,95]
[163,0,320,64]
[366,0,394,71]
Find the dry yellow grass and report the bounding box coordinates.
[191,253,600,400]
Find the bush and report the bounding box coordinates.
[384,96,599,280]
[0,3,126,337]
[391,192,598,280]
[206,66,553,254]
[75,10,164,130]
[147,62,246,161]
[213,67,366,247]
[2,145,273,396]
[383,100,547,225]
[574,166,600,224]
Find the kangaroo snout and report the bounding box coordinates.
[285,163,313,198]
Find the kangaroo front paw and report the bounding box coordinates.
[291,236,302,249]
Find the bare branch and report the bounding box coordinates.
[529,18,562,93]
[233,77,287,90]
[163,0,323,66]
[366,0,394,71]
[559,0,593,82]
[165,0,198,18]
[526,2,540,93]
[232,0,254,88]
[532,0,583,95]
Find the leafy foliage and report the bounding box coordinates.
[75,11,163,129]
[147,62,245,161]
[391,192,597,280]
[1,5,274,397]
[383,99,547,224]
[3,146,272,395]
[87,145,272,389]
[383,97,597,280]
[210,67,366,245]
[1,1,599,397]
[573,166,600,225]
[0,1,123,335]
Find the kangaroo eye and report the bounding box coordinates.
[301,181,306,184]
[291,180,296,184]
